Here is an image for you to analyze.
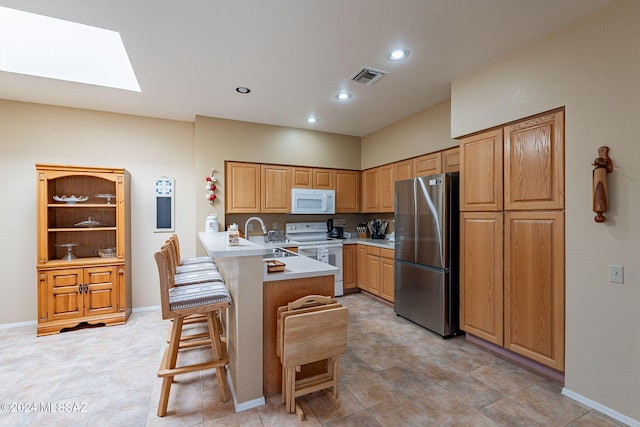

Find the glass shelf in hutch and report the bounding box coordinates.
[36,164,131,336]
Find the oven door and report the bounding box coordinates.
[297,243,343,284]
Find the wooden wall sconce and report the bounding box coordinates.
[592,146,613,223]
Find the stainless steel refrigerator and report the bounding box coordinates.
[394,172,462,338]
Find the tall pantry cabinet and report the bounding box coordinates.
[459,110,565,372]
[36,164,131,336]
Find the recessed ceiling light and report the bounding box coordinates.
[388,49,409,61]
[307,117,317,124]
[0,6,140,91]
[336,93,352,100]
[235,87,250,94]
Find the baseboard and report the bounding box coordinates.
[227,372,265,413]
[0,319,36,329]
[562,388,639,427]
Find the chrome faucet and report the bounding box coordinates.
[244,216,268,240]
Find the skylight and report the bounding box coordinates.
[0,6,140,92]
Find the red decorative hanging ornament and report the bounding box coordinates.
[204,169,218,205]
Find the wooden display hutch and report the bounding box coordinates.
[36,164,131,336]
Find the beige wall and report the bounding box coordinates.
[193,116,361,236]
[0,100,196,323]
[451,0,639,421]
[361,98,456,169]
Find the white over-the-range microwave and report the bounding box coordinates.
[290,188,335,214]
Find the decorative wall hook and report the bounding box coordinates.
[592,146,613,223]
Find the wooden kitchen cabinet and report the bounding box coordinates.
[356,244,368,290]
[36,164,131,336]
[380,248,395,302]
[459,129,503,212]
[394,159,413,182]
[367,247,382,296]
[379,164,395,212]
[504,211,565,370]
[442,147,460,173]
[361,168,380,213]
[460,212,504,345]
[342,244,357,290]
[335,169,359,213]
[292,167,312,188]
[504,111,564,210]
[292,167,335,190]
[413,152,441,177]
[261,164,291,213]
[226,162,261,213]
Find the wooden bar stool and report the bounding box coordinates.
[168,233,214,266]
[154,247,231,417]
[278,295,348,419]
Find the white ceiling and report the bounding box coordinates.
[0,0,611,137]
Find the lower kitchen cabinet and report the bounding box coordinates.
[460,212,504,345]
[355,244,394,302]
[504,211,565,371]
[380,249,394,302]
[342,244,357,290]
[461,210,565,372]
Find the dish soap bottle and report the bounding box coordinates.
[227,223,239,246]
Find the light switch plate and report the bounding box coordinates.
[608,265,624,283]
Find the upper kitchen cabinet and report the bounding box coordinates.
[335,169,359,213]
[442,147,460,173]
[379,164,395,212]
[292,167,312,188]
[292,167,335,190]
[261,164,291,213]
[394,159,413,182]
[226,162,261,213]
[504,111,564,210]
[361,168,380,213]
[459,129,504,212]
[413,152,441,177]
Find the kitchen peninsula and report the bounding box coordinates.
[198,232,337,411]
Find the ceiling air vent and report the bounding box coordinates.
[350,66,387,85]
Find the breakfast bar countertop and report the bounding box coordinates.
[198,231,266,257]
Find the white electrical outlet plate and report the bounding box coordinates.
[608,265,624,283]
[273,222,278,229]
[247,223,253,231]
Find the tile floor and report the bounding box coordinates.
[0,293,626,427]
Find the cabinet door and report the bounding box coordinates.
[394,160,413,182]
[379,164,395,212]
[380,250,394,302]
[292,167,312,188]
[312,169,335,190]
[342,244,357,290]
[261,164,291,213]
[459,129,503,211]
[356,245,368,290]
[46,268,84,321]
[504,111,564,210]
[460,212,504,345]
[335,170,359,213]
[361,168,379,213]
[442,147,460,173]
[84,266,118,316]
[367,254,381,296]
[504,211,564,371]
[225,162,261,213]
[413,152,441,177]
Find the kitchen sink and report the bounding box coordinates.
[263,248,298,259]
